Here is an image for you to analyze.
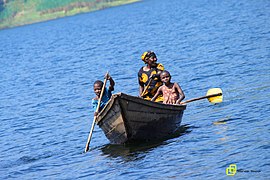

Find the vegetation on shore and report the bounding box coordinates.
[0,0,139,30]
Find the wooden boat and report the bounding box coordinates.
[96,93,186,144]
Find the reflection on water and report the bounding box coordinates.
[100,124,191,160]
[1,0,269,178]
[213,116,242,125]
[101,142,165,161]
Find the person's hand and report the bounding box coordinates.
[179,101,186,105]
[104,73,111,80]
[150,74,158,79]
[176,99,185,105]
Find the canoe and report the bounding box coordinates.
[96,93,186,144]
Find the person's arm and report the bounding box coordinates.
[92,99,99,116]
[109,79,115,91]
[138,71,144,97]
[174,83,185,104]
[149,73,160,80]
[150,64,164,79]
[106,74,115,91]
[139,83,144,97]
[151,86,163,101]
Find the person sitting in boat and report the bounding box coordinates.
[92,73,115,116]
[138,51,164,102]
[151,70,185,104]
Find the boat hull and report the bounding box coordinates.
[96,93,186,144]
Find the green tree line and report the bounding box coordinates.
[0,0,139,29]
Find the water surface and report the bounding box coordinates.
[0,0,269,179]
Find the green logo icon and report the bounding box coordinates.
[226,164,237,176]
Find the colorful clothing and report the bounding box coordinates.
[138,63,164,101]
[92,88,112,112]
[162,83,180,104]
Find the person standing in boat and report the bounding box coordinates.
[138,51,164,102]
[151,70,185,104]
[92,73,115,116]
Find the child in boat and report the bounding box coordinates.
[151,70,185,104]
[92,73,115,116]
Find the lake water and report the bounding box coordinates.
[0,0,269,179]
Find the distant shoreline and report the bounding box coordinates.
[0,0,140,30]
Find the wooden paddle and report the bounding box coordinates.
[141,78,153,97]
[84,73,108,153]
[182,88,223,104]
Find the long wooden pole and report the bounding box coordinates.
[84,75,108,153]
[182,93,222,104]
[141,78,153,97]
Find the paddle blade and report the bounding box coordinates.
[206,88,223,104]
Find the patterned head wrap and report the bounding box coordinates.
[141,51,157,63]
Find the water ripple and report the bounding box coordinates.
[0,0,269,179]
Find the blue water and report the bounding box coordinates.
[1,0,269,179]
